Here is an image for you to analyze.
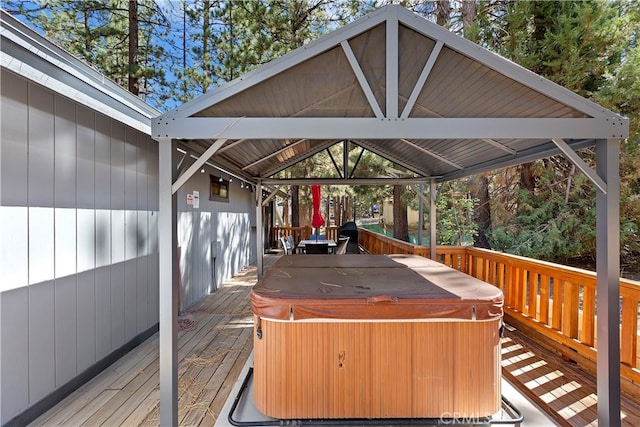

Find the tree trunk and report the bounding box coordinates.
[519,162,537,193]
[436,0,450,27]
[393,185,409,242]
[471,174,491,248]
[202,0,211,93]
[460,0,476,29]
[128,0,139,95]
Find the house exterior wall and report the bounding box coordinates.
[0,68,258,424]
[0,69,160,424]
[176,157,257,309]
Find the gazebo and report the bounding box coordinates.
[152,5,629,425]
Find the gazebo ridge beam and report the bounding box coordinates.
[153,117,627,140]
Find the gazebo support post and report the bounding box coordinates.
[257,180,264,277]
[595,138,621,425]
[158,138,178,426]
[430,178,437,260]
[417,183,424,246]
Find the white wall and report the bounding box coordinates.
[0,69,159,424]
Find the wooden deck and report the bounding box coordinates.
[30,253,640,427]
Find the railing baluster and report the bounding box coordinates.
[562,281,579,339]
[539,273,550,324]
[551,276,562,331]
[581,286,595,346]
[621,297,638,367]
[527,271,537,318]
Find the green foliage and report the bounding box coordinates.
[488,163,595,262]
[435,181,478,246]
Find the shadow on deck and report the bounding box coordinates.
[29,252,640,426]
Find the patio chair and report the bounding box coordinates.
[304,242,329,254]
[335,236,350,255]
[280,237,292,255]
[287,235,296,254]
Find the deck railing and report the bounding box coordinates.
[357,227,640,398]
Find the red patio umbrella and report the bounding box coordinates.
[311,184,325,240]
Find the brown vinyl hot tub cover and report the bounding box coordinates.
[251,255,503,321]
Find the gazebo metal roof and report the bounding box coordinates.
[154,5,626,186]
[152,5,628,425]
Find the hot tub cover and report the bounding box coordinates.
[251,254,503,321]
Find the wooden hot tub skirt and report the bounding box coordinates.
[253,316,502,419]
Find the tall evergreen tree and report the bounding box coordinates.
[4,0,171,108]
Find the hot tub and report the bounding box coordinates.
[250,254,504,420]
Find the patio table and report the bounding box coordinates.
[296,239,336,253]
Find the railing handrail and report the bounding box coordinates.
[357,226,640,400]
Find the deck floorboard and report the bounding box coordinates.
[502,325,640,427]
[28,253,640,427]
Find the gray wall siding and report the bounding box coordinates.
[177,158,257,309]
[0,67,255,423]
[0,69,160,424]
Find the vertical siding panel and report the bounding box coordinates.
[95,265,112,360]
[0,73,28,293]
[94,114,111,210]
[28,281,55,403]
[147,140,159,211]
[77,209,95,272]
[28,83,55,285]
[0,288,29,424]
[95,210,111,268]
[55,275,77,386]
[55,207,76,279]
[77,107,95,275]
[0,206,28,292]
[75,106,96,373]
[95,100,111,362]
[95,114,111,271]
[28,83,54,207]
[124,128,137,210]
[76,106,95,209]
[1,70,29,206]
[77,270,96,372]
[147,252,159,325]
[136,136,149,329]
[124,260,138,341]
[111,122,125,264]
[110,262,126,349]
[136,256,148,332]
[54,96,77,209]
[137,135,148,247]
[29,207,54,285]
[111,122,128,346]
